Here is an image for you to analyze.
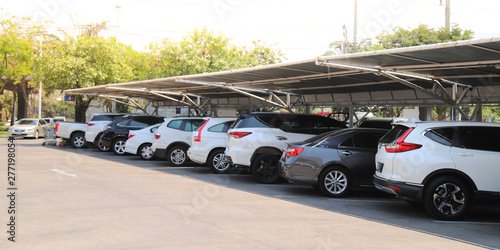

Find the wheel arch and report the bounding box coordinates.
[422,169,478,201]
[136,142,153,155]
[166,141,190,153]
[250,146,282,163]
[70,130,85,139]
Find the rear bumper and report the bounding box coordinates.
[153,148,168,159]
[373,174,423,202]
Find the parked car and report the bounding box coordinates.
[357,117,408,129]
[281,128,389,197]
[100,115,166,155]
[187,117,236,173]
[8,118,50,139]
[152,117,207,166]
[225,112,347,183]
[373,121,500,220]
[125,124,161,160]
[42,117,66,126]
[55,121,88,148]
[85,113,129,151]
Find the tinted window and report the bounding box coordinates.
[91,115,114,121]
[117,120,131,127]
[280,116,310,134]
[359,120,392,129]
[167,120,183,130]
[234,116,272,128]
[311,116,346,134]
[424,127,455,146]
[184,119,205,132]
[379,125,410,144]
[208,121,233,133]
[129,119,149,127]
[353,132,385,149]
[457,126,500,152]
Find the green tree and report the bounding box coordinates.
[148,28,284,78]
[35,24,134,122]
[0,15,45,121]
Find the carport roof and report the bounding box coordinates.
[65,37,500,108]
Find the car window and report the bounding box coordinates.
[17,120,37,125]
[424,127,455,146]
[184,119,205,132]
[208,122,233,133]
[379,125,410,144]
[457,126,500,152]
[234,115,272,128]
[91,115,115,121]
[39,119,47,125]
[167,120,182,130]
[150,126,159,133]
[280,116,310,134]
[353,131,386,149]
[129,119,149,127]
[117,120,131,127]
[43,119,51,124]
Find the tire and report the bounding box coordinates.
[112,138,127,155]
[34,130,39,139]
[168,145,188,166]
[70,132,86,148]
[208,149,231,174]
[318,166,351,197]
[138,143,154,160]
[423,176,471,220]
[97,134,110,152]
[251,154,281,184]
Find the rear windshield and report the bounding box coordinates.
[379,125,410,144]
[359,120,393,129]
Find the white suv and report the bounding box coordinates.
[226,112,347,183]
[374,121,500,220]
[187,117,236,173]
[152,117,207,166]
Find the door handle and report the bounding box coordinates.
[276,136,288,140]
[342,151,352,156]
[458,153,474,157]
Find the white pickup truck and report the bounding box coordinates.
[55,122,87,148]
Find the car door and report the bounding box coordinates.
[338,131,387,186]
[451,126,500,192]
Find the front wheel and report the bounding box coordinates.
[208,149,231,174]
[138,143,154,160]
[318,166,351,197]
[251,154,281,184]
[168,145,188,166]
[34,130,39,139]
[112,138,127,155]
[423,176,470,220]
[70,132,86,148]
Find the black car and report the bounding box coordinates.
[280,128,388,197]
[100,115,165,155]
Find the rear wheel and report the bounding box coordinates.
[251,154,281,184]
[138,143,154,160]
[208,149,231,173]
[423,176,470,220]
[112,138,127,155]
[318,166,351,197]
[96,134,110,152]
[70,132,86,148]
[168,145,188,166]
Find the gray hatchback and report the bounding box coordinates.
[280,128,388,197]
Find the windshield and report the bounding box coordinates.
[16,119,37,125]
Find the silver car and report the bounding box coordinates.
[8,118,50,139]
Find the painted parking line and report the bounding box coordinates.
[433,221,500,225]
[49,169,78,177]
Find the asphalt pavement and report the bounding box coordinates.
[1,138,499,249]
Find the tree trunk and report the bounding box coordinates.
[16,81,29,120]
[75,96,93,123]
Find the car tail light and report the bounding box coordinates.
[286,147,304,157]
[229,132,252,139]
[88,123,95,127]
[385,128,422,153]
[128,134,135,139]
[154,132,161,140]
[194,119,209,142]
[55,123,59,132]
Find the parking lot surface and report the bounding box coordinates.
[1,138,499,249]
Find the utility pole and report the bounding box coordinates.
[445,0,450,30]
[38,36,42,119]
[353,0,358,45]
[116,5,121,40]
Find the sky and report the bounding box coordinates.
[1,0,500,61]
